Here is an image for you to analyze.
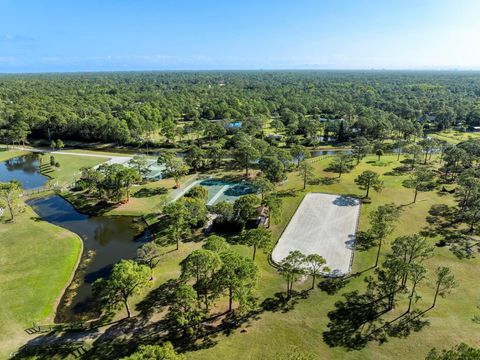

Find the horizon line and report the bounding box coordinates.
[2,68,480,75]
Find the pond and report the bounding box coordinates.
[28,195,150,322]
[0,153,48,189]
[310,149,352,157]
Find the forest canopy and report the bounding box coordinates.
[2,71,480,145]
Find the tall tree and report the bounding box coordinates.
[167,285,204,338]
[128,155,150,180]
[264,195,283,228]
[243,227,273,260]
[167,158,190,188]
[278,250,307,298]
[181,249,222,312]
[163,202,191,250]
[369,203,401,267]
[305,254,329,289]
[354,170,384,198]
[291,144,310,167]
[233,136,261,176]
[121,342,185,360]
[432,266,456,308]
[202,235,230,254]
[419,138,437,164]
[390,234,433,287]
[233,194,260,228]
[328,154,353,178]
[93,259,151,318]
[371,257,405,310]
[402,167,436,203]
[407,263,426,313]
[351,136,371,164]
[215,251,258,312]
[404,143,423,170]
[0,180,22,222]
[136,242,163,279]
[252,176,274,202]
[298,160,314,190]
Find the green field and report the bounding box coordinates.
[38,153,105,185]
[121,153,480,360]
[431,130,480,144]
[3,147,480,359]
[0,149,28,162]
[0,204,82,358]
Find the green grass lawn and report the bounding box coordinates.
[122,153,480,360]
[105,175,194,217]
[0,149,83,357]
[0,149,29,162]
[4,147,479,359]
[431,130,480,144]
[0,205,82,358]
[38,153,105,185]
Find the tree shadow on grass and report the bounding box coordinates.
[422,203,480,259]
[384,310,430,339]
[322,290,399,350]
[318,277,350,295]
[11,342,89,359]
[260,290,309,313]
[136,279,180,317]
[133,187,168,198]
[323,288,434,351]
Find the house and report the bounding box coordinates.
[256,205,269,227]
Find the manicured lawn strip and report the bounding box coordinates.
[0,149,28,162]
[38,153,105,185]
[0,206,82,358]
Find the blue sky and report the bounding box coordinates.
[1,0,480,72]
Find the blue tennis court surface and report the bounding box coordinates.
[171,177,255,205]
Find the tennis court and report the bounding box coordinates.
[170,177,255,205]
[271,193,361,276]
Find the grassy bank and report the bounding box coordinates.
[38,153,104,185]
[0,205,82,358]
[0,149,83,358]
[0,149,28,162]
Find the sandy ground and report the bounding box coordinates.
[271,193,361,276]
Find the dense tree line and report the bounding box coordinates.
[2,71,480,145]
